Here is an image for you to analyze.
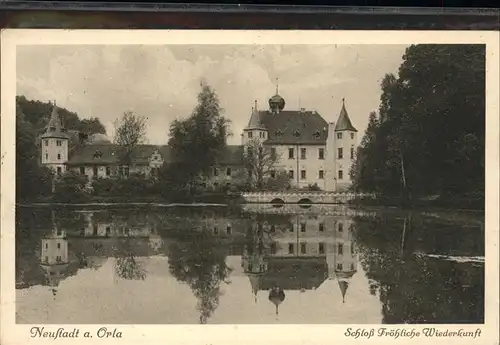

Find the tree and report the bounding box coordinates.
[16,103,53,202]
[113,111,147,164]
[168,229,232,324]
[166,81,231,191]
[351,44,485,200]
[79,117,107,135]
[243,138,289,191]
[53,171,89,203]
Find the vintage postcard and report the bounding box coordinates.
[1,29,499,345]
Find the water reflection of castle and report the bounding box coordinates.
[40,211,164,296]
[241,209,358,314]
[39,207,359,307]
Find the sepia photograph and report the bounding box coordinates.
[1,29,499,345]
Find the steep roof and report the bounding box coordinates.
[259,110,329,145]
[67,143,244,166]
[335,101,357,132]
[246,107,265,130]
[258,257,328,290]
[66,144,171,166]
[40,104,70,139]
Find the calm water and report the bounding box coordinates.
[15,204,484,324]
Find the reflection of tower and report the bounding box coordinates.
[242,225,268,303]
[326,218,358,303]
[40,225,69,299]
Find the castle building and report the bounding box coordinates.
[241,84,358,191]
[40,85,357,191]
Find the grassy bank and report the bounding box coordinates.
[349,195,484,211]
[18,192,245,207]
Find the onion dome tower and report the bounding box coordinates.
[268,286,286,315]
[268,78,285,114]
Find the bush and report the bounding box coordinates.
[53,171,90,203]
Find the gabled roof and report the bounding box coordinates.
[67,144,244,166]
[259,110,329,145]
[335,101,357,132]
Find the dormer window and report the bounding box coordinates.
[50,126,56,132]
[93,150,103,159]
[313,130,320,139]
[275,130,283,138]
[293,130,300,137]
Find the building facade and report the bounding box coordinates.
[40,86,358,191]
[241,86,358,191]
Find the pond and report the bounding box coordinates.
[15,204,484,324]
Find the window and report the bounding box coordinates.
[106,226,111,235]
[351,243,355,255]
[350,132,355,139]
[45,153,48,160]
[56,167,62,176]
[226,225,232,235]
[106,167,111,176]
[57,243,61,249]
[271,243,277,254]
[351,147,354,159]
[270,224,276,233]
[351,263,355,270]
[288,170,294,179]
[124,166,130,177]
[270,147,276,157]
[288,148,294,159]
[80,167,85,175]
[56,140,62,146]
[338,244,344,255]
[288,243,294,254]
[338,148,343,159]
[226,167,231,176]
[313,130,321,139]
[337,132,343,139]
[293,130,300,137]
[338,170,343,180]
[319,243,325,254]
[300,243,306,254]
[337,263,343,270]
[45,256,48,263]
[300,148,306,159]
[270,170,276,178]
[44,140,49,147]
[213,167,219,176]
[319,223,324,232]
[338,222,344,232]
[93,166,98,176]
[248,132,253,138]
[300,223,306,232]
[318,148,324,159]
[301,170,306,180]
[289,223,294,232]
[57,153,61,160]
[275,130,283,138]
[319,170,324,179]
[214,227,219,235]
[45,243,48,249]
[56,256,62,262]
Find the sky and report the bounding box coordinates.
[17,44,408,145]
